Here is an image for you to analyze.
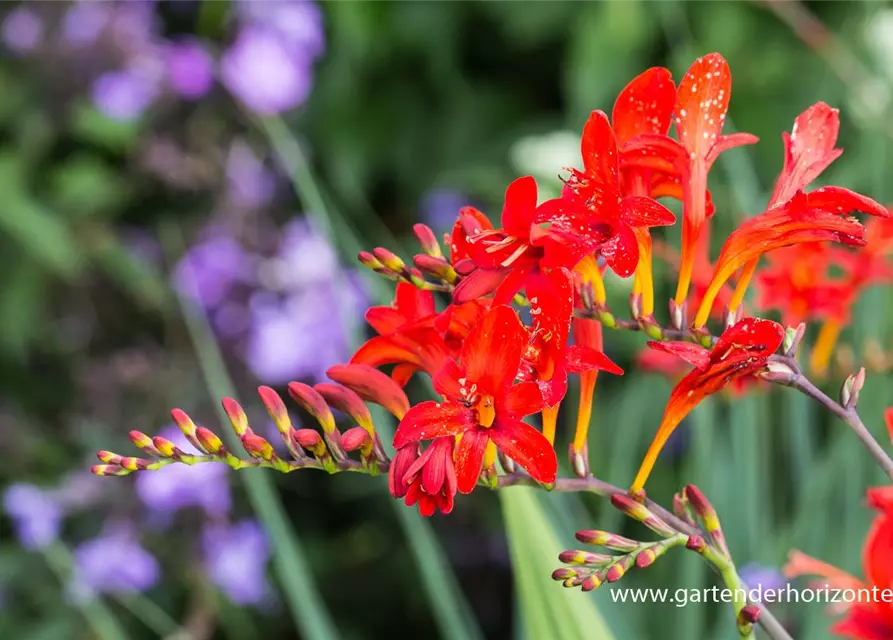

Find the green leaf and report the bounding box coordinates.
[50,155,132,219]
[502,487,616,640]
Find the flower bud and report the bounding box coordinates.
[413,223,443,258]
[840,367,866,409]
[575,530,639,552]
[129,430,161,456]
[288,382,337,434]
[295,429,326,456]
[388,444,420,498]
[341,427,371,453]
[737,604,761,636]
[357,251,386,272]
[92,464,130,476]
[760,359,796,384]
[327,364,411,420]
[241,433,274,460]
[669,299,686,330]
[683,485,729,554]
[581,574,603,592]
[413,254,457,282]
[221,398,250,436]
[686,535,706,553]
[605,556,634,582]
[152,436,178,458]
[558,550,615,566]
[551,567,577,581]
[371,247,406,274]
[195,426,224,454]
[783,323,806,356]
[610,494,676,538]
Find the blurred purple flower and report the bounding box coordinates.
[173,235,256,309]
[135,426,231,518]
[220,26,314,115]
[166,39,214,100]
[69,523,159,603]
[1,7,44,54]
[226,141,276,209]
[739,563,787,601]
[61,1,111,47]
[420,188,468,233]
[2,483,62,550]
[108,1,159,54]
[238,0,325,59]
[203,520,270,605]
[91,67,160,121]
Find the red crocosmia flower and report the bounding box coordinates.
[669,53,759,305]
[520,269,623,407]
[351,283,451,384]
[540,110,676,278]
[452,176,576,304]
[785,486,893,639]
[392,305,555,493]
[400,437,458,516]
[388,443,420,499]
[693,188,889,329]
[630,317,784,493]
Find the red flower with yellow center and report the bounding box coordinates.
[393,305,555,493]
[630,317,784,493]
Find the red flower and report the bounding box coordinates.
[400,437,458,516]
[452,176,576,304]
[785,485,893,639]
[520,268,623,407]
[539,110,676,278]
[669,53,758,304]
[393,305,555,493]
[630,318,784,492]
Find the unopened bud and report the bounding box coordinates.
[371,247,406,274]
[684,485,729,555]
[413,254,457,283]
[295,429,324,454]
[596,308,617,329]
[551,567,577,581]
[241,433,274,460]
[327,364,411,420]
[575,530,639,552]
[737,604,761,635]
[639,316,662,340]
[760,359,797,384]
[152,436,177,458]
[686,535,706,553]
[221,398,249,436]
[581,574,603,592]
[610,494,676,537]
[558,550,616,566]
[288,382,337,434]
[673,492,696,525]
[92,464,130,476]
[635,541,673,568]
[195,426,224,454]
[605,556,634,582]
[341,427,371,453]
[669,299,686,330]
[413,224,443,258]
[569,443,588,478]
[129,430,160,456]
[840,367,866,409]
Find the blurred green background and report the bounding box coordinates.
[1,1,891,639]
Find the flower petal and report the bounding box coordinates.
[489,417,558,484]
[675,53,731,160]
[449,206,494,263]
[771,102,842,205]
[620,196,676,228]
[645,341,710,370]
[395,282,436,319]
[600,223,639,277]
[704,132,759,169]
[453,267,510,303]
[581,110,620,190]
[502,176,538,239]
[393,400,476,449]
[455,428,490,494]
[612,67,675,145]
[795,186,889,219]
[461,305,527,395]
[503,381,545,417]
[432,358,464,400]
[327,363,411,419]
[565,345,624,375]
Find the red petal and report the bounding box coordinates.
[327,363,411,419]
[450,206,494,262]
[771,102,841,205]
[489,417,557,484]
[395,282,436,319]
[704,132,759,169]
[864,514,893,612]
[675,53,731,159]
[391,363,418,387]
[455,428,489,494]
[365,307,407,335]
[461,305,527,395]
[492,266,533,306]
[799,186,889,218]
[713,318,785,362]
[537,369,568,407]
[453,267,510,303]
[565,345,624,375]
[502,176,538,239]
[432,359,464,400]
[620,196,676,228]
[646,341,710,370]
[600,224,639,277]
[526,268,574,336]
[393,400,476,449]
[581,110,620,191]
[503,381,545,417]
[612,67,675,145]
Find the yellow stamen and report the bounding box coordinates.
[483,439,497,469]
[810,320,841,375]
[476,394,496,428]
[728,259,758,314]
[542,404,560,445]
[575,255,606,305]
[572,370,598,453]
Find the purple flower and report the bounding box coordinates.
[237,0,325,59]
[173,234,256,309]
[226,140,276,209]
[166,39,214,100]
[91,67,161,121]
[203,520,270,605]
[1,7,44,54]
[220,26,314,115]
[69,523,159,603]
[738,563,787,602]
[2,483,62,550]
[420,189,468,233]
[135,426,231,518]
[61,1,111,47]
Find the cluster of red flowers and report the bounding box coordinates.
[350,52,887,515]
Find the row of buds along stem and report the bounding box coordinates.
[92,365,408,477]
[357,223,457,292]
